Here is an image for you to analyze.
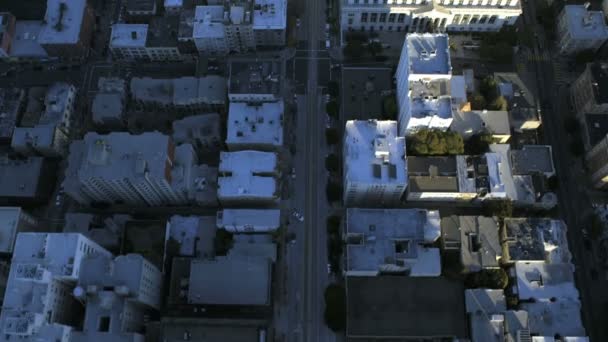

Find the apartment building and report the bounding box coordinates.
[226,101,284,151]
[253,0,287,46]
[557,4,608,55]
[571,62,608,118]
[396,34,456,135]
[216,209,281,232]
[62,132,201,207]
[343,120,407,206]
[340,0,521,35]
[38,0,95,59]
[110,17,182,62]
[92,78,127,129]
[218,150,279,205]
[0,207,38,255]
[172,113,222,154]
[228,60,282,102]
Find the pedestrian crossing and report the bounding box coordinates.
[526,50,551,62]
[552,61,572,85]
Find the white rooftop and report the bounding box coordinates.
[0,207,24,254]
[252,0,287,30]
[520,299,586,338]
[216,209,281,232]
[405,33,451,76]
[563,5,608,40]
[451,110,511,139]
[193,6,225,39]
[218,151,277,201]
[227,101,283,148]
[110,24,148,48]
[38,0,87,45]
[165,0,183,7]
[407,97,454,130]
[514,261,578,301]
[345,208,441,277]
[344,120,407,186]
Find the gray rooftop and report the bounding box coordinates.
[130,76,227,106]
[465,289,508,342]
[166,215,216,258]
[346,276,466,339]
[127,0,156,12]
[465,289,506,314]
[341,67,392,120]
[345,208,441,276]
[503,218,571,264]
[514,261,578,301]
[187,256,271,305]
[229,60,281,96]
[228,240,277,263]
[510,145,554,176]
[147,15,180,48]
[0,88,25,140]
[441,216,502,272]
[0,156,51,201]
[172,113,221,146]
[407,156,459,193]
[563,5,608,40]
[10,21,48,58]
[520,299,586,337]
[451,110,511,139]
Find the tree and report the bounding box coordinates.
[327,216,341,235]
[465,269,509,289]
[326,101,339,118]
[465,132,494,155]
[214,229,234,256]
[343,40,365,59]
[479,76,499,102]
[325,153,340,172]
[575,50,595,65]
[408,129,464,156]
[324,284,346,331]
[325,128,339,145]
[382,95,397,119]
[326,182,343,202]
[367,42,383,56]
[489,96,508,111]
[469,93,487,110]
[482,199,513,219]
[327,81,339,98]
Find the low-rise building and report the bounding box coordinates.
[557,4,608,55]
[226,101,284,151]
[216,209,281,233]
[440,216,502,273]
[92,78,127,129]
[451,110,511,143]
[0,88,25,144]
[493,72,541,132]
[9,20,49,61]
[165,215,216,259]
[345,208,441,277]
[343,120,407,207]
[0,156,55,205]
[228,60,281,102]
[38,0,95,59]
[0,207,38,255]
[519,299,587,338]
[501,218,571,265]
[172,113,222,155]
[164,0,183,15]
[513,261,578,302]
[252,0,287,47]
[110,18,182,62]
[218,151,279,205]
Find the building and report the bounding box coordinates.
[37,0,95,59]
[0,233,110,341]
[109,24,149,60]
[440,215,502,273]
[493,72,541,132]
[557,4,608,55]
[62,132,203,207]
[158,317,266,342]
[172,113,222,155]
[165,215,216,258]
[345,208,441,276]
[226,101,284,151]
[451,110,511,143]
[165,0,183,15]
[0,88,25,144]
[520,299,587,339]
[126,0,157,18]
[343,120,407,206]
[501,218,571,265]
[341,67,393,120]
[587,134,608,189]
[92,78,127,129]
[130,76,227,114]
[9,20,49,61]
[64,213,132,251]
[340,0,521,34]
[346,276,466,340]
[228,60,281,102]
[395,34,455,135]
[71,254,162,342]
[218,151,279,205]
[406,153,506,202]
[0,13,16,58]
[0,207,38,255]
[571,62,608,119]
[252,0,287,47]
[110,18,182,62]
[0,156,55,205]
[216,209,281,233]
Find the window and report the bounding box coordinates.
[388,13,396,22]
[488,15,497,24]
[470,15,479,24]
[379,13,387,22]
[370,13,377,22]
[98,317,111,332]
[479,15,488,24]
[361,13,368,22]
[397,13,405,23]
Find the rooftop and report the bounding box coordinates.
[92,78,127,124]
[503,218,571,264]
[0,88,25,140]
[408,97,454,128]
[218,150,278,201]
[510,145,555,176]
[227,101,283,148]
[465,289,506,315]
[584,113,608,147]
[38,0,87,45]
[228,240,277,263]
[229,60,281,96]
[110,24,148,48]
[341,67,392,120]
[11,126,58,153]
[514,261,578,301]
[0,156,51,201]
[126,0,156,12]
[172,113,221,146]
[520,299,586,337]
[166,215,216,258]
[187,256,271,305]
[563,5,608,40]
[346,276,466,339]
[130,76,227,106]
[451,110,511,139]
[344,120,407,186]
[216,209,281,232]
[252,0,287,30]
[345,208,441,276]
[405,33,451,76]
[10,20,48,58]
[40,83,75,126]
[193,6,225,39]
[147,15,180,48]
[588,62,608,105]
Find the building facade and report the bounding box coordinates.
[571,62,608,118]
[556,4,608,55]
[38,0,95,59]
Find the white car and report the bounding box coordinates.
[291,167,296,179]
[296,18,301,27]
[327,263,332,274]
[55,194,62,206]
[292,209,304,222]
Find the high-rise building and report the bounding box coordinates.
[557,4,608,55]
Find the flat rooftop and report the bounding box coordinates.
[584,113,608,147]
[110,24,148,48]
[252,0,287,30]
[409,96,453,119]
[172,113,221,146]
[405,33,451,75]
[346,276,466,339]
[503,218,571,264]
[514,261,578,301]
[130,76,227,105]
[218,151,277,200]
[166,215,216,258]
[193,6,224,39]
[510,145,555,175]
[441,216,502,271]
[147,15,180,48]
[0,156,49,200]
[38,0,87,45]
[11,21,48,58]
[227,101,283,148]
[345,208,441,276]
[216,209,281,232]
[344,120,407,186]
[563,5,608,40]
[407,156,459,193]
[127,0,156,12]
[520,299,586,337]
[451,110,511,139]
[229,60,281,96]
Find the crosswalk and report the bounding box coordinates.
[552,61,573,85]
[526,50,552,62]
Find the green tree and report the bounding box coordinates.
[326,101,339,118]
[479,76,499,102]
[325,153,340,172]
[325,128,339,145]
[327,216,341,235]
[489,96,508,111]
[465,269,509,289]
[367,41,383,56]
[326,182,343,202]
[469,93,487,110]
[214,229,234,256]
[327,81,339,98]
[382,95,397,119]
[343,40,365,59]
[324,284,346,331]
[482,199,513,219]
[408,129,464,156]
[466,132,494,155]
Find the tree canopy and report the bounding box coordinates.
[324,284,346,331]
[408,129,464,155]
[465,132,494,155]
[465,269,509,289]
